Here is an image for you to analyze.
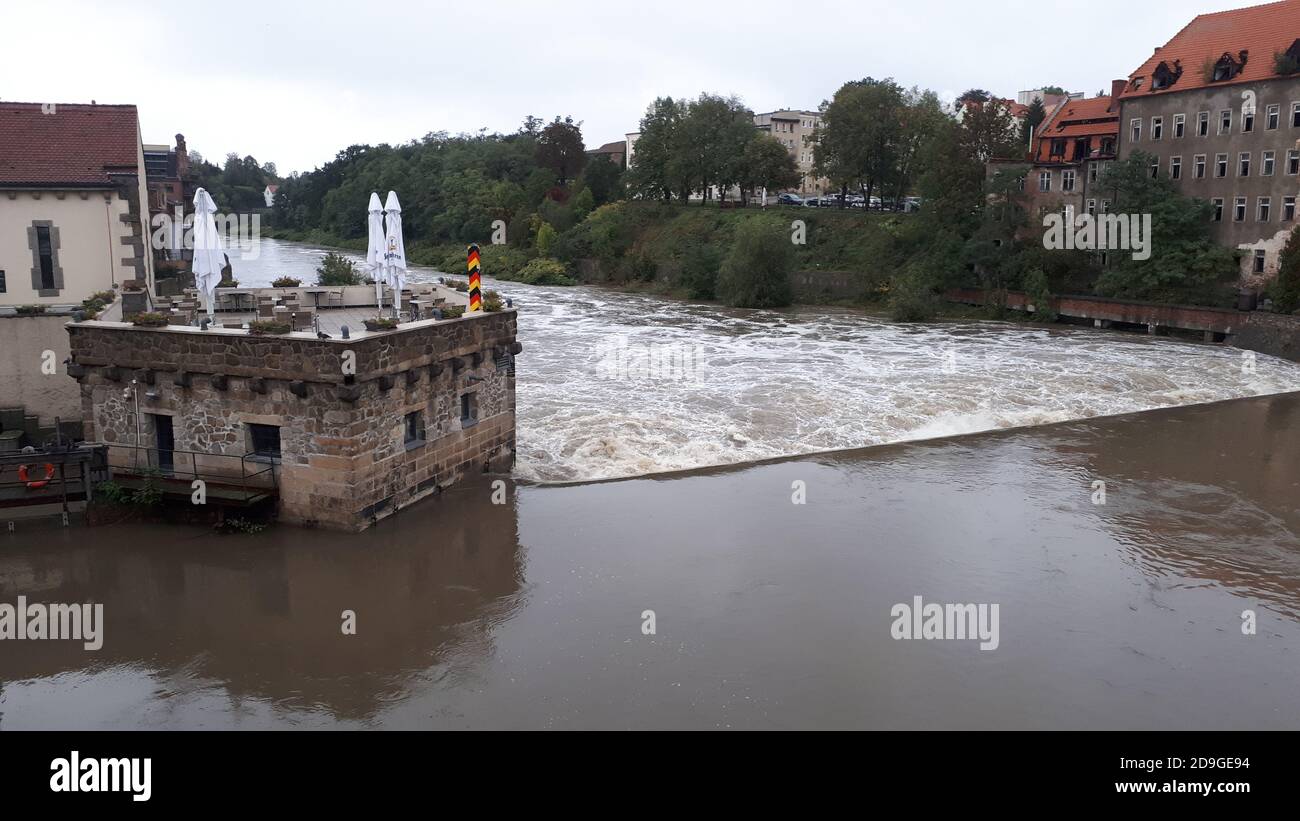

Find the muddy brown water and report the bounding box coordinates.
[1,393,1298,729]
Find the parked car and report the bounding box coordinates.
[778,193,804,206]
[803,196,823,207]
[903,197,923,213]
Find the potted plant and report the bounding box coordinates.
[272,276,302,288]
[16,304,47,315]
[248,319,292,335]
[438,304,465,319]
[363,317,399,332]
[128,311,169,327]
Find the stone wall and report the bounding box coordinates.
[1236,311,1300,363]
[66,311,520,530]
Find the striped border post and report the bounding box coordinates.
[467,243,482,312]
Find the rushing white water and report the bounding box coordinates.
[239,239,1300,483]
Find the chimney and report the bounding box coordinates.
[174,133,189,178]
[1108,79,1127,111]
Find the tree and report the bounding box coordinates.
[736,134,799,204]
[1020,98,1047,146]
[1092,151,1236,302]
[1272,227,1300,313]
[536,115,586,186]
[579,155,624,205]
[626,97,685,202]
[716,217,794,307]
[674,93,754,204]
[815,78,907,207]
[956,89,992,107]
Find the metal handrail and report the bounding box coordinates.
[98,442,278,505]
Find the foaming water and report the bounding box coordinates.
[238,240,1300,484]
[510,287,1300,483]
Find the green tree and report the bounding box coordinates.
[1093,151,1236,302]
[1270,227,1300,313]
[316,252,364,285]
[536,115,586,185]
[736,134,800,204]
[675,93,754,204]
[627,97,685,202]
[815,78,907,207]
[717,217,794,307]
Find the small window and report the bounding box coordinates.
[404,410,425,447]
[1149,159,1159,179]
[1061,170,1076,192]
[1038,171,1052,192]
[1258,197,1271,222]
[1267,104,1280,130]
[1101,200,1111,213]
[36,226,55,291]
[1242,110,1255,133]
[1289,150,1300,175]
[1212,198,1224,222]
[1293,102,1300,128]
[248,423,281,459]
[1194,154,1206,179]
[1100,137,1115,154]
[0,270,5,293]
[1215,153,1228,177]
[1234,197,1247,222]
[1220,110,1232,134]
[1170,156,1181,180]
[1151,116,1163,140]
[1197,111,1209,136]
[1263,150,1276,176]
[1286,196,1297,221]
[1130,118,1141,142]
[460,392,479,427]
[1086,199,1097,215]
[1173,113,1185,138]
[1254,250,1266,273]
[1239,152,1251,177]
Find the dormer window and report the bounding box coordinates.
[1131,77,1145,91]
[1211,51,1249,82]
[1151,60,1183,90]
[1276,39,1300,75]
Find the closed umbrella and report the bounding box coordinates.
[191,188,224,320]
[365,192,386,312]
[383,191,407,316]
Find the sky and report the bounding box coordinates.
[1,0,1264,175]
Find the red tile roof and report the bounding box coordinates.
[0,102,141,187]
[1123,0,1300,98]
[1034,96,1119,162]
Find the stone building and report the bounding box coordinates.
[753,109,829,196]
[1117,0,1300,282]
[0,102,154,306]
[65,311,520,531]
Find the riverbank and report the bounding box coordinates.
[2,392,1297,729]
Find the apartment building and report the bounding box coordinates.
[1025,87,1122,220]
[1117,0,1300,279]
[753,109,829,195]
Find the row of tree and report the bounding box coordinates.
[626,94,799,204]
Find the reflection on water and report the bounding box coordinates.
[1,395,1298,729]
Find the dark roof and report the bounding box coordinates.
[0,102,140,187]
[588,141,625,154]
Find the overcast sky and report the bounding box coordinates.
[4,0,1256,175]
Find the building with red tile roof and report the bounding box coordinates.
[0,102,154,306]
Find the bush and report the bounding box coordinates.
[440,304,465,319]
[272,276,302,287]
[484,295,504,312]
[536,222,558,257]
[627,251,658,282]
[1022,267,1058,322]
[363,317,399,331]
[678,243,723,299]
[16,304,47,315]
[128,311,169,327]
[1270,227,1300,314]
[716,217,794,308]
[316,252,364,286]
[515,257,577,286]
[888,267,940,322]
[248,319,291,335]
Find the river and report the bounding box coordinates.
[229,238,1300,482]
[1,238,1297,729]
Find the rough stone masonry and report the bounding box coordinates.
[65,311,520,530]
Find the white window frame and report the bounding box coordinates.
[1173,113,1185,138]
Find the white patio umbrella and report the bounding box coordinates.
[365,192,386,312]
[382,191,407,317]
[191,187,224,320]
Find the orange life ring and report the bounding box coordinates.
[18,463,55,490]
